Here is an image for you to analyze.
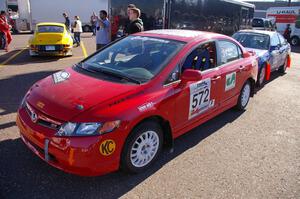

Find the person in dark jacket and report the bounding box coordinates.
[63,12,71,31]
[128,7,144,35]
[283,24,292,43]
[124,4,136,36]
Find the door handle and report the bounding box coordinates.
[237,65,245,72]
[212,75,221,81]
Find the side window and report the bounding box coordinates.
[278,33,287,45]
[181,41,217,72]
[217,40,240,65]
[270,34,280,46]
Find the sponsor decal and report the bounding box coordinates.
[189,78,211,120]
[138,102,154,112]
[52,71,70,84]
[99,140,116,156]
[225,72,236,91]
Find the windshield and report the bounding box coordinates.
[232,32,270,50]
[252,19,264,27]
[81,36,185,83]
[37,25,64,33]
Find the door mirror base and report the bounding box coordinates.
[180,69,202,85]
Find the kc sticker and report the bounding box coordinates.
[99,139,116,156]
[225,72,236,91]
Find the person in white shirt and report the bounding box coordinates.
[73,16,82,47]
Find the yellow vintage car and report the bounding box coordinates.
[29,22,73,56]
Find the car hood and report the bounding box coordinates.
[26,67,139,121]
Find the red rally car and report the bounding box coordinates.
[16,30,258,176]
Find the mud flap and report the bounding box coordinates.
[265,62,271,81]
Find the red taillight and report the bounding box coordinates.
[30,45,37,50]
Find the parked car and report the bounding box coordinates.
[252,17,275,31]
[28,22,73,56]
[17,30,258,176]
[233,29,291,86]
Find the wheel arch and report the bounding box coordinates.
[123,114,174,154]
[247,77,256,97]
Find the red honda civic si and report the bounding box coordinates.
[16,30,258,176]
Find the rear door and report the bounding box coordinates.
[269,33,281,70]
[216,40,248,107]
[277,33,289,66]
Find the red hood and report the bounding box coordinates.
[26,67,139,121]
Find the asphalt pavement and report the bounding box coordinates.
[0,33,299,199]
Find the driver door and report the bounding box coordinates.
[172,41,222,136]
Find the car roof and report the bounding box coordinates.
[236,29,277,37]
[134,29,228,43]
[37,22,65,27]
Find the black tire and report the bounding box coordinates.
[278,56,288,74]
[236,80,251,111]
[121,121,163,173]
[291,36,299,46]
[256,65,266,87]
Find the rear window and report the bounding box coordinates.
[233,32,270,50]
[37,25,64,33]
[252,19,264,27]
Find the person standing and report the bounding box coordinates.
[124,4,136,36]
[283,24,292,43]
[73,16,82,47]
[90,12,98,36]
[127,8,144,35]
[0,11,12,51]
[63,12,71,31]
[96,10,110,50]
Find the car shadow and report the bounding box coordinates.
[5,49,70,65]
[0,108,244,199]
[0,49,22,63]
[0,70,58,116]
[255,70,286,92]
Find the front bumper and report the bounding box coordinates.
[16,108,123,176]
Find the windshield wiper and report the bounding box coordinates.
[98,67,141,84]
[76,62,141,84]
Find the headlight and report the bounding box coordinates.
[56,120,120,137]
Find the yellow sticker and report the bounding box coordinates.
[99,139,116,156]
